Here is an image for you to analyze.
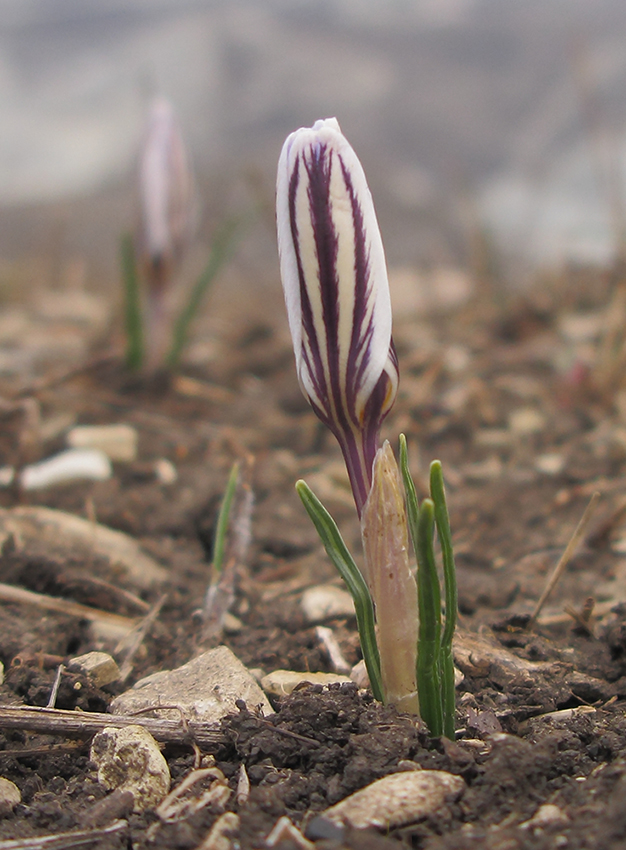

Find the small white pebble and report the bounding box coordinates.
[301,585,355,623]
[0,467,14,487]
[509,408,546,435]
[0,777,21,817]
[154,458,178,485]
[521,803,568,829]
[261,670,351,697]
[535,453,565,475]
[223,612,243,634]
[67,424,138,462]
[350,659,369,689]
[20,449,112,490]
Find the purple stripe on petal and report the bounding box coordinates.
[277,118,398,516]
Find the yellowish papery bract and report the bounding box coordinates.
[361,441,419,714]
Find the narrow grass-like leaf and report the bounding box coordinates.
[121,233,143,370]
[167,212,251,370]
[211,461,240,576]
[296,479,383,702]
[399,434,419,553]
[415,498,443,737]
[429,460,457,740]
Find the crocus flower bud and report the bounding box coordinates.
[361,441,419,713]
[277,118,398,516]
[136,97,195,369]
[137,97,195,287]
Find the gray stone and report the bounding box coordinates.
[111,646,272,722]
[90,725,170,812]
[322,770,465,830]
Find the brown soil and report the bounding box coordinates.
[0,265,626,848]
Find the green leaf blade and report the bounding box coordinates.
[429,460,458,740]
[296,479,383,703]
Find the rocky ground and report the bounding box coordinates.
[0,259,624,848]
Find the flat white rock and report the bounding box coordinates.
[90,725,170,812]
[301,585,355,623]
[20,448,112,490]
[67,424,138,462]
[322,770,465,830]
[111,646,273,722]
[261,670,352,697]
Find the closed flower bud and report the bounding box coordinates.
[277,118,398,514]
[137,97,195,289]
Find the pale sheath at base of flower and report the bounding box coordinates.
[361,441,419,714]
[276,117,398,515]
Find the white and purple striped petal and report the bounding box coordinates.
[137,97,195,280]
[277,118,398,514]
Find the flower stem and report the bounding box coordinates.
[121,233,143,370]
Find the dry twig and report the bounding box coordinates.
[529,492,601,629]
[0,819,127,850]
[0,582,138,634]
[0,705,224,749]
[115,594,168,682]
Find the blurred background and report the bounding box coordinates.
[3,0,626,291]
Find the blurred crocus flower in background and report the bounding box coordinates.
[135,96,196,369]
[276,117,398,516]
[138,96,195,282]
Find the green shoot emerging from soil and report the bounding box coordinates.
[276,117,458,736]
